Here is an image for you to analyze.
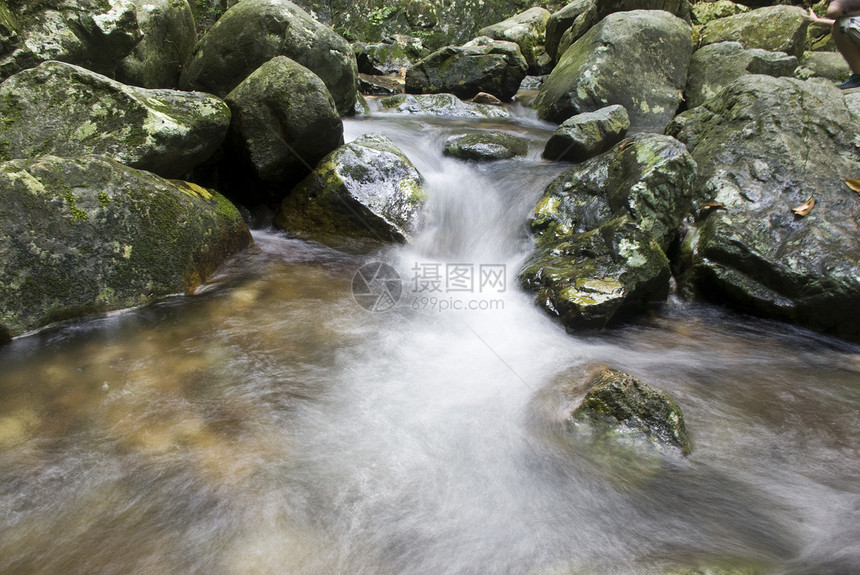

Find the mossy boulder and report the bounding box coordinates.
[0,0,142,81]
[377,93,511,118]
[534,10,691,130]
[685,42,798,109]
[542,104,630,163]
[443,131,529,162]
[520,133,696,330]
[405,36,528,101]
[569,367,691,455]
[0,60,230,179]
[354,34,428,75]
[795,51,851,83]
[0,154,251,338]
[178,0,358,115]
[691,0,749,26]
[224,56,343,196]
[115,0,196,89]
[667,75,860,342]
[275,134,427,251]
[698,5,809,58]
[478,7,551,73]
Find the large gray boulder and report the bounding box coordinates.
[115,0,196,89]
[178,0,358,115]
[275,134,427,251]
[0,60,230,178]
[0,0,141,81]
[667,75,860,342]
[519,133,696,330]
[698,5,809,58]
[686,41,798,109]
[795,51,851,83]
[546,0,692,62]
[406,36,528,101]
[478,7,551,73]
[354,34,428,75]
[0,154,251,338]
[225,56,343,191]
[377,93,511,118]
[542,104,630,163]
[534,10,691,131]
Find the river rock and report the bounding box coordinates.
[354,34,428,75]
[405,36,528,101]
[667,75,860,342]
[0,0,141,81]
[443,131,529,162]
[478,7,551,73]
[685,42,798,109]
[115,0,196,89]
[0,60,230,179]
[377,93,511,118]
[534,10,691,131]
[520,133,696,330]
[691,0,749,26]
[545,0,596,61]
[0,154,251,338]
[542,104,630,163]
[178,0,358,115]
[224,56,343,191]
[275,134,427,250]
[698,5,809,58]
[569,367,691,454]
[795,51,851,83]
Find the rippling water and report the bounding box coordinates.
[0,106,858,575]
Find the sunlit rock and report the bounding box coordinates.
[0,60,230,178]
[479,7,551,73]
[0,155,251,338]
[275,134,427,251]
[0,0,141,81]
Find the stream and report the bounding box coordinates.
[0,103,858,575]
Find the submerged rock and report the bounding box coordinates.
[667,75,860,342]
[405,36,528,101]
[224,56,343,194]
[520,133,696,330]
[115,0,196,89]
[0,60,230,178]
[0,0,142,81]
[534,10,691,130]
[275,134,427,250]
[0,155,251,338]
[377,93,511,118]
[443,131,529,162]
[542,104,630,163]
[570,367,691,455]
[179,0,358,115]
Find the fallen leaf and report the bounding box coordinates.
[845,179,860,192]
[792,196,815,216]
[699,201,725,210]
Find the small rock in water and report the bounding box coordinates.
[444,131,529,162]
[569,367,691,455]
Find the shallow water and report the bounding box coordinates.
[0,107,858,575]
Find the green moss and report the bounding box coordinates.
[97,191,110,208]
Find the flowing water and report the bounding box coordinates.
[1,104,859,575]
